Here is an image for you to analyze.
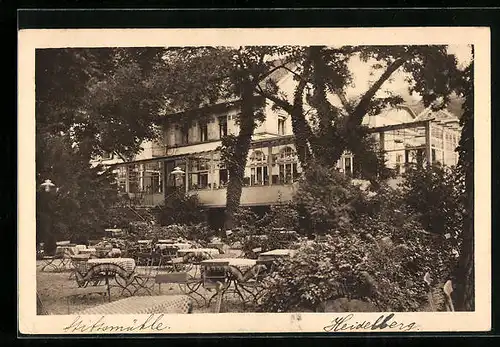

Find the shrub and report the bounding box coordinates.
[292,162,367,236]
[401,164,464,240]
[258,223,458,312]
[157,190,206,226]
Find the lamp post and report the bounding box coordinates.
[39,179,57,255]
[170,166,185,190]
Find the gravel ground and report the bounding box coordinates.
[36,260,253,315]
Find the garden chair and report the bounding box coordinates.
[159,246,180,269]
[40,250,70,272]
[227,261,270,308]
[132,252,163,295]
[207,242,225,254]
[68,254,91,279]
[201,261,231,310]
[154,272,205,307]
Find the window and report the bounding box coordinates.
[276,146,299,184]
[251,166,269,185]
[279,163,299,184]
[115,166,127,193]
[102,151,113,160]
[278,117,285,135]
[219,168,228,188]
[143,162,163,193]
[344,157,352,176]
[127,164,141,193]
[219,116,228,138]
[199,120,208,142]
[189,157,210,190]
[280,146,294,159]
[249,150,268,186]
[179,123,190,145]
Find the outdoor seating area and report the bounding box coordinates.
[36,232,302,315]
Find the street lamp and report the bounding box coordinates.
[39,179,58,255]
[171,166,185,187]
[40,179,56,192]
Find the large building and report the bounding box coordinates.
[94,69,462,211]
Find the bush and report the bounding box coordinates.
[157,190,206,226]
[292,162,367,236]
[401,164,464,240]
[258,223,458,312]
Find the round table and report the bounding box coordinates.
[87,257,136,273]
[178,248,220,257]
[172,243,192,249]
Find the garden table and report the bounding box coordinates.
[74,258,138,299]
[201,258,257,272]
[56,245,78,257]
[178,248,220,260]
[78,248,97,256]
[171,243,192,249]
[258,249,296,260]
[156,243,177,250]
[76,295,192,315]
[87,257,136,273]
[157,239,174,244]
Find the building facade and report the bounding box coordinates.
[95,73,462,209]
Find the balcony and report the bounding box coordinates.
[189,184,297,208]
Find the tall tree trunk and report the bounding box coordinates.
[289,56,313,167]
[455,61,474,311]
[224,80,257,230]
[455,196,474,311]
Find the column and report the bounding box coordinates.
[424,121,432,167]
[125,164,129,193]
[210,151,214,190]
[161,160,166,196]
[267,144,273,186]
[442,127,446,164]
[184,158,189,194]
[379,132,385,151]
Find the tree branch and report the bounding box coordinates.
[255,84,293,113]
[349,57,407,127]
[113,150,128,162]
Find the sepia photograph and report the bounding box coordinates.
[18,27,490,334]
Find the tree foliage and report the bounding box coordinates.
[156,190,206,226]
[400,164,464,240]
[256,45,462,182]
[36,133,119,251]
[293,161,367,235]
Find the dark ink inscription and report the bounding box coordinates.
[63,314,170,333]
[324,313,419,332]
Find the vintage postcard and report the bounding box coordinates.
[18,27,491,334]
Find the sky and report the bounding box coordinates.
[345,44,473,102]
